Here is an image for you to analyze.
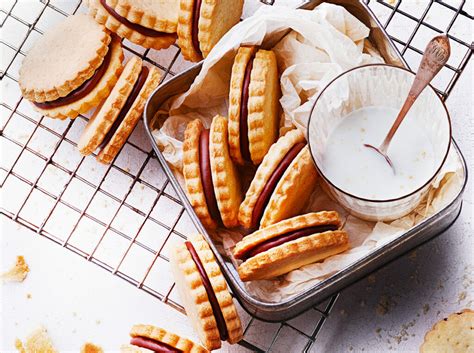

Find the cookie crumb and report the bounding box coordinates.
[81,342,103,353]
[17,326,57,353]
[458,291,467,302]
[423,304,430,314]
[1,256,30,283]
[26,293,32,299]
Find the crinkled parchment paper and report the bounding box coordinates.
[152,3,464,302]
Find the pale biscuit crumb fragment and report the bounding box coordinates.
[209,116,241,228]
[16,326,58,353]
[80,342,103,353]
[97,65,162,164]
[183,119,217,229]
[1,255,29,283]
[420,309,474,353]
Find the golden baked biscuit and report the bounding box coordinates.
[238,129,315,229]
[228,46,280,165]
[96,65,161,164]
[234,212,349,281]
[87,0,177,50]
[177,0,244,62]
[182,116,241,229]
[129,324,209,353]
[420,309,474,353]
[19,14,124,119]
[170,234,243,350]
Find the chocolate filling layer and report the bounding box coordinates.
[130,336,182,353]
[191,0,203,56]
[100,0,174,38]
[239,53,256,163]
[98,66,149,150]
[185,241,229,341]
[33,42,113,109]
[250,142,306,228]
[237,224,339,261]
[199,129,222,224]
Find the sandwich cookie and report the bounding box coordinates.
[238,129,318,229]
[170,234,243,350]
[183,116,241,229]
[128,324,209,353]
[420,309,474,353]
[177,0,244,62]
[19,14,124,120]
[234,212,349,281]
[87,0,178,50]
[77,56,161,163]
[228,46,280,165]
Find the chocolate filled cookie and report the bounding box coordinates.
[228,46,280,165]
[239,129,318,229]
[177,0,244,62]
[87,0,178,50]
[77,56,161,163]
[183,116,241,229]
[170,234,243,350]
[19,14,124,119]
[234,212,349,281]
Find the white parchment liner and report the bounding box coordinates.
[152,4,464,302]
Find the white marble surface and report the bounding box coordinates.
[1,0,473,352]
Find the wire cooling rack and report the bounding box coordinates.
[1,0,472,351]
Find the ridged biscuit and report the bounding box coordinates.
[88,0,177,50]
[234,212,341,258]
[238,129,305,228]
[260,146,318,228]
[247,49,280,164]
[97,65,162,164]
[228,46,258,165]
[77,56,142,155]
[177,0,244,62]
[19,14,110,103]
[106,0,178,33]
[33,37,124,120]
[420,309,474,353]
[209,116,242,228]
[238,229,348,281]
[170,234,243,350]
[130,324,209,353]
[183,119,217,229]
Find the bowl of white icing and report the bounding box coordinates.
[308,64,451,221]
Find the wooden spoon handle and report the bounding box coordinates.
[380,34,450,153]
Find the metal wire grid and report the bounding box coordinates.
[0,0,471,352]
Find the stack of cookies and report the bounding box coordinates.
[18,14,162,164]
[86,0,244,62]
[181,45,350,283]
